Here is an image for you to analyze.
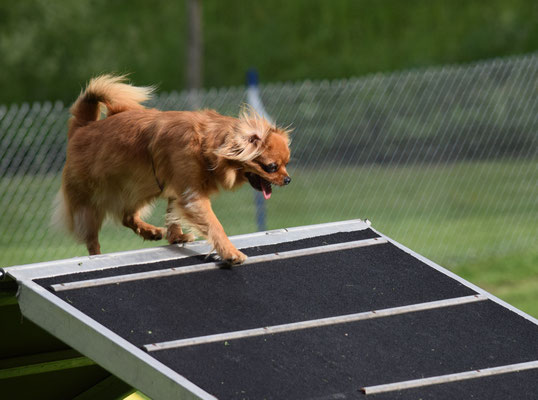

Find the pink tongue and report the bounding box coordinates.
[261,181,272,200]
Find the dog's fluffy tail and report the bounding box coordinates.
[69,74,154,133]
[50,188,75,238]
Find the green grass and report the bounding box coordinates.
[1,158,536,316]
[452,250,538,314]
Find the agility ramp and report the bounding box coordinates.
[2,219,538,399]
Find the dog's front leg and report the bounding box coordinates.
[178,194,247,264]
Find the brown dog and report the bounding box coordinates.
[53,75,291,264]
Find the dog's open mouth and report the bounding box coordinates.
[245,172,272,200]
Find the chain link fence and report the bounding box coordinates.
[1,54,537,268]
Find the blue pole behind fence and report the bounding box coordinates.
[246,68,267,232]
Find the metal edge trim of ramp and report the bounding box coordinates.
[8,219,371,281]
[16,280,216,400]
[361,360,538,395]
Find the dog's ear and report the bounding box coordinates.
[248,134,262,145]
[215,132,264,162]
[214,107,273,162]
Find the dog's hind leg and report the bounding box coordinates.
[122,210,165,241]
[165,198,195,244]
[73,206,104,255]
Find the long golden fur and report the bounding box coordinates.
[54,75,291,263]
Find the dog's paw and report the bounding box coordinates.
[141,227,165,241]
[221,249,248,265]
[167,231,196,244]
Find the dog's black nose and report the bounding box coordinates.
[283,176,291,185]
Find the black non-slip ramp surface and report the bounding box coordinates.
[40,242,476,347]
[6,220,538,399]
[36,229,380,286]
[150,301,538,399]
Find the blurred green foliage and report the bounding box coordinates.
[0,0,537,104]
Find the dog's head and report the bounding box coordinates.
[244,128,291,199]
[215,108,291,199]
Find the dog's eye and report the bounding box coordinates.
[263,163,278,173]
